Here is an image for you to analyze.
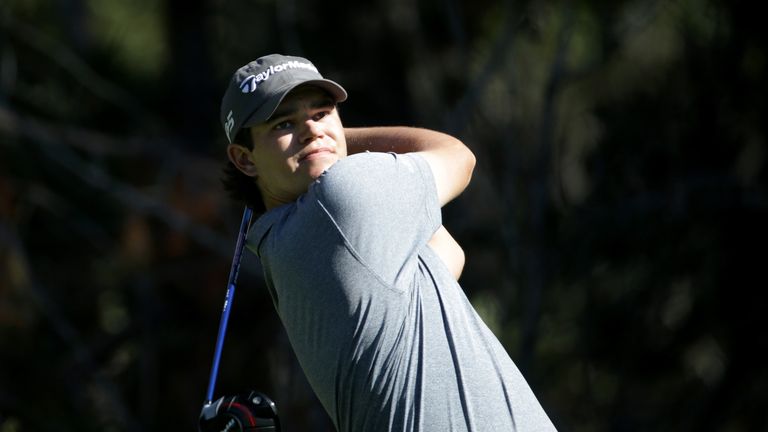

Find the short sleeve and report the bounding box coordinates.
[311,152,441,287]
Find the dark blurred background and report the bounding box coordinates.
[1,0,766,430]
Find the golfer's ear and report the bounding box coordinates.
[227,144,258,177]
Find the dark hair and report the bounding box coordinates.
[221,128,266,214]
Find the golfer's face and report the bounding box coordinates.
[249,86,347,203]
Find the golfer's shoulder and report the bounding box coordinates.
[334,151,391,173]
[324,152,426,182]
[314,152,430,201]
[318,152,388,188]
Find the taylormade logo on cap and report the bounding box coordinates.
[238,61,320,94]
[220,54,347,144]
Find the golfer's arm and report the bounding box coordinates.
[427,225,465,280]
[345,127,476,206]
[345,127,471,280]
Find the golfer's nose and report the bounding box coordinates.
[300,118,323,145]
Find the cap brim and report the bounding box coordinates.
[241,79,347,128]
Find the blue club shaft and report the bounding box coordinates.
[205,206,254,403]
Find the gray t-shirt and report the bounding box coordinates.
[248,152,556,431]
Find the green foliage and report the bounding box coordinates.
[1,0,766,430]
[86,0,168,79]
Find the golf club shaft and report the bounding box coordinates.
[205,206,254,403]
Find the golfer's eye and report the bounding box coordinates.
[312,111,328,122]
[273,120,293,130]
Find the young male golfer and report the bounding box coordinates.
[220,53,556,431]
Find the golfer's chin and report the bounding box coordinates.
[303,154,340,179]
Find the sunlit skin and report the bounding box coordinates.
[227,86,347,210]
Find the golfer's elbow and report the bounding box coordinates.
[422,133,477,205]
[464,145,477,180]
[456,139,476,192]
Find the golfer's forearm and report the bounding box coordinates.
[345,127,461,155]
